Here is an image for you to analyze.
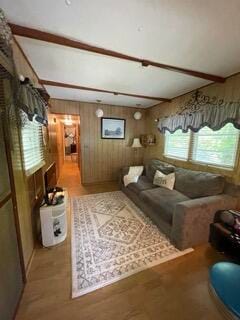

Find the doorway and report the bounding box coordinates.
[49,113,81,181]
[64,121,78,163]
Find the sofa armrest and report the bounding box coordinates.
[171,194,237,250]
[224,182,240,209]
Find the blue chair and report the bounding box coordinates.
[209,262,240,319]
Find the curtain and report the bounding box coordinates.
[19,81,48,125]
[157,92,240,133]
[0,8,48,126]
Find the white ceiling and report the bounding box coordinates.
[1,0,240,108]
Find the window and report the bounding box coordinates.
[191,123,239,168]
[164,123,239,169]
[21,118,45,176]
[164,129,190,160]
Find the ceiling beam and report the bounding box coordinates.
[9,23,225,83]
[39,79,171,102]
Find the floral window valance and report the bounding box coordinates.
[157,91,240,133]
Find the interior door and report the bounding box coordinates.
[0,98,24,319]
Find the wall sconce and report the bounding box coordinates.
[19,74,25,82]
[133,111,142,120]
[95,109,104,118]
[140,134,156,147]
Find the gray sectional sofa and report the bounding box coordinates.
[120,159,239,250]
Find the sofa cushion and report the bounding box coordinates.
[139,187,189,225]
[145,159,175,182]
[175,167,225,199]
[127,176,157,195]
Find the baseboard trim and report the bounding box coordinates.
[25,248,36,279]
[13,248,35,319]
[13,285,25,320]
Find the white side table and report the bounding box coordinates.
[40,190,68,247]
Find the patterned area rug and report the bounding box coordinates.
[71,191,193,298]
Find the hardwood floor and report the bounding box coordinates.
[16,161,225,320]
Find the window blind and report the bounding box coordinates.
[21,118,45,176]
[164,129,190,160]
[191,123,239,168]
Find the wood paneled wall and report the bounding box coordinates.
[44,114,59,177]
[10,121,34,268]
[80,103,146,183]
[10,40,53,269]
[10,41,39,268]
[50,99,147,183]
[145,73,240,185]
[50,99,81,115]
[48,113,64,180]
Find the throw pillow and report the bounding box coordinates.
[145,160,175,182]
[153,170,175,190]
[123,166,144,187]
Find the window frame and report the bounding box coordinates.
[163,129,191,161]
[20,117,45,177]
[164,124,240,171]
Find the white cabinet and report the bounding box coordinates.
[40,191,68,247]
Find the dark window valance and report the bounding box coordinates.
[0,8,48,126]
[157,91,240,133]
[19,79,48,125]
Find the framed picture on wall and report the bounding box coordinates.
[101,117,126,139]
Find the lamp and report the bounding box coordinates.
[95,108,104,118]
[64,116,73,126]
[131,138,142,148]
[133,111,142,120]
